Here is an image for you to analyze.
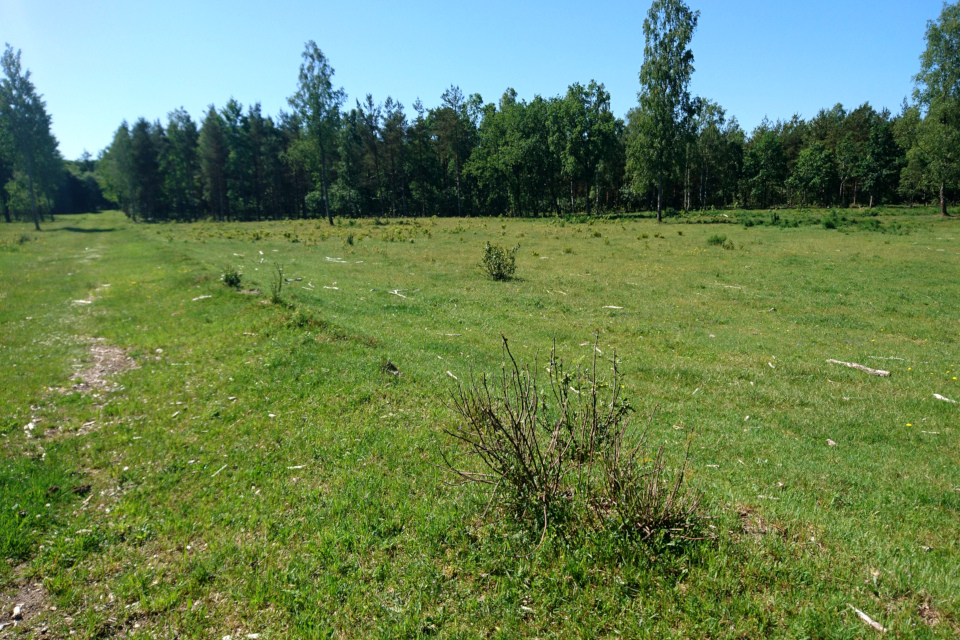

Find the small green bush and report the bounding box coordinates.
[480,242,519,281]
[722,239,736,250]
[222,268,242,289]
[707,234,727,246]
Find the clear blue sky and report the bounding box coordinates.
[0,0,945,160]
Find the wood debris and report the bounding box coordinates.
[933,393,956,403]
[826,359,890,377]
[848,605,887,633]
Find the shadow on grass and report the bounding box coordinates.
[54,227,117,233]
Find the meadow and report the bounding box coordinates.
[0,207,957,638]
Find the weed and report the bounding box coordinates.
[677,230,684,236]
[722,239,736,250]
[17,234,31,244]
[222,268,242,289]
[269,263,285,304]
[481,242,519,281]
[707,234,727,246]
[592,230,602,238]
[639,233,649,240]
[563,246,574,254]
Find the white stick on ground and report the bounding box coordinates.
[848,604,887,633]
[934,393,957,403]
[826,360,891,377]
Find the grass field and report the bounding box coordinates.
[0,207,958,638]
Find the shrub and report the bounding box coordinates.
[480,242,519,281]
[222,268,242,289]
[563,246,574,254]
[591,230,602,238]
[639,233,649,240]
[443,337,702,545]
[722,239,736,250]
[822,212,840,229]
[17,234,31,245]
[707,234,727,246]
[677,230,684,236]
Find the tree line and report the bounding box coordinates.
[3,1,959,227]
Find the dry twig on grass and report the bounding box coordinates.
[826,359,891,377]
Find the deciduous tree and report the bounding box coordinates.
[289,41,346,225]
[631,0,699,222]
[0,45,61,230]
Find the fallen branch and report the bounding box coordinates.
[848,604,887,633]
[826,360,890,377]
[934,393,957,404]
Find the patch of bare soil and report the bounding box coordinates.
[72,342,138,393]
[736,505,780,537]
[0,581,48,632]
[918,601,943,628]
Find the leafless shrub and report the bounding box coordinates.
[443,335,703,548]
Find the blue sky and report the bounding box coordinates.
[0,0,946,160]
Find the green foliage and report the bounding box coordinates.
[222,268,242,289]
[706,233,726,245]
[289,41,347,225]
[631,0,699,221]
[0,44,62,230]
[480,241,518,281]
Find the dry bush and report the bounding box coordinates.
[443,336,702,547]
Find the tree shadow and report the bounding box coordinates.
[54,227,116,233]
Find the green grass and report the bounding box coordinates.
[0,206,958,638]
